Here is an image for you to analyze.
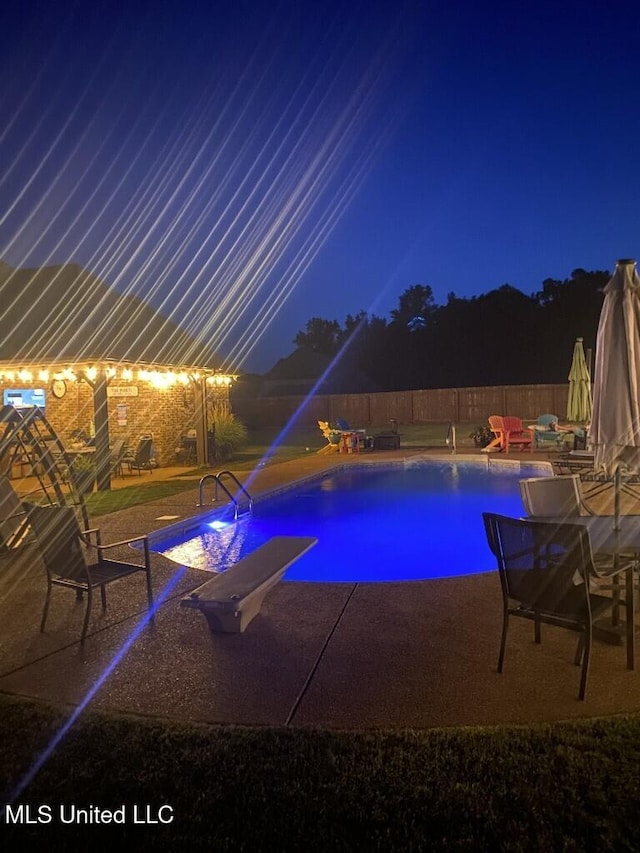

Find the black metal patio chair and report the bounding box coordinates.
[123,436,153,475]
[109,438,128,478]
[482,512,620,700]
[26,503,154,645]
[0,474,30,550]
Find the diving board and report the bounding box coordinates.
[181,536,317,633]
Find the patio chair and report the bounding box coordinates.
[519,474,637,584]
[109,438,128,478]
[519,474,591,519]
[123,436,154,475]
[317,421,341,454]
[486,416,533,453]
[530,414,565,449]
[25,503,154,645]
[531,415,582,450]
[482,512,620,700]
[0,474,30,550]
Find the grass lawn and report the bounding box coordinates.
[2,692,640,849]
[84,477,203,516]
[85,423,475,516]
[249,422,479,450]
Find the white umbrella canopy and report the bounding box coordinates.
[566,337,592,423]
[588,259,640,476]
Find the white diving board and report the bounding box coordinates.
[181,536,318,633]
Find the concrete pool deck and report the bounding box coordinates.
[2,445,640,731]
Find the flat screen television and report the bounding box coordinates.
[3,388,46,410]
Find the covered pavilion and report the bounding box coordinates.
[0,259,235,489]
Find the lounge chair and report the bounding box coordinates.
[485,416,533,453]
[25,503,154,645]
[552,450,595,475]
[483,512,623,700]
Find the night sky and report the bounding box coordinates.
[2,0,640,372]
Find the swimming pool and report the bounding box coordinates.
[150,459,548,583]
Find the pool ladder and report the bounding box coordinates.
[197,470,253,519]
[446,422,457,454]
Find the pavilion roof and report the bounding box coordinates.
[0,259,220,371]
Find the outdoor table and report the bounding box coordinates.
[535,515,640,670]
[580,470,640,510]
[65,446,96,458]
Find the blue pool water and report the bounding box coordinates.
[152,460,546,583]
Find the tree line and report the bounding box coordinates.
[293,269,609,390]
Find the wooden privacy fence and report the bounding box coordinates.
[232,384,571,430]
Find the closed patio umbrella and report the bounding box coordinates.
[566,337,592,423]
[588,259,640,534]
[589,259,640,478]
[588,259,640,668]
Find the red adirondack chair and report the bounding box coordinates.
[487,415,533,453]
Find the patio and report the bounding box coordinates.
[2,446,640,731]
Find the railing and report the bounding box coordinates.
[197,470,253,518]
[446,422,457,454]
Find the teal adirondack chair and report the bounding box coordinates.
[532,414,580,449]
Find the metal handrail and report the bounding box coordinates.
[197,471,253,518]
[446,422,457,454]
[197,474,237,516]
[215,470,253,512]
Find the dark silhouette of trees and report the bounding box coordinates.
[389,284,436,327]
[293,317,341,355]
[533,269,608,381]
[291,268,609,391]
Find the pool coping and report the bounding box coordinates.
[144,453,554,551]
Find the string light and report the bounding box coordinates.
[0,361,235,388]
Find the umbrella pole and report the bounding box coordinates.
[609,468,622,631]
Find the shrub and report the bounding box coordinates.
[208,412,248,462]
[469,424,493,447]
[69,454,96,493]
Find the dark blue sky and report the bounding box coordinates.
[2,1,640,372]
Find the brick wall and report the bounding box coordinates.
[0,379,231,467]
[107,383,196,465]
